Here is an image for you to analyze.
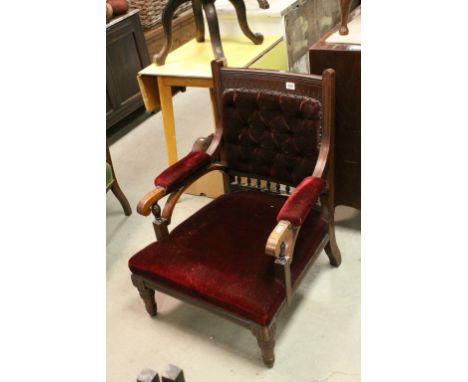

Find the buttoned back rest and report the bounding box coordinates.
[214,67,329,188]
[221,89,322,186]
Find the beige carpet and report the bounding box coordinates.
[107,87,361,382]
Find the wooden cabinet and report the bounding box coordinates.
[309,7,361,210]
[107,10,150,129]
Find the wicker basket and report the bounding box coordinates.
[128,0,192,29]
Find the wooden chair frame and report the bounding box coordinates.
[132,61,340,367]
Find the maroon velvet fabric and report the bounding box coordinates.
[154,151,211,191]
[222,89,322,186]
[277,176,326,226]
[129,190,327,325]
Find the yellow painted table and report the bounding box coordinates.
[137,35,287,196]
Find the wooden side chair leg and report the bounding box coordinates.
[252,323,276,368]
[110,181,132,216]
[202,0,225,61]
[155,0,190,65]
[132,275,158,316]
[192,0,205,42]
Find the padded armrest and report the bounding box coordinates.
[276,177,326,226]
[154,151,211,192]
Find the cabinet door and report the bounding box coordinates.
[106,13,150,128]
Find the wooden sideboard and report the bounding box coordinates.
[309,7,360,210]
[106,10,151,129]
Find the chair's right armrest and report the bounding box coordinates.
[276,176,326,226]
[136,150,212,216]
[154,151,212,193]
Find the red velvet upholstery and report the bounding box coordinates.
[154,151,211,192]
[277,176,326,226]
[222,89,322,186]
[129,190,327,325]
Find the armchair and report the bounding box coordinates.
[129,61,341,367]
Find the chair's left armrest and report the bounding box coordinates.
[266,176,326,257]
[276,176,326,227]
[266,176,325,257]
[265,177,326,304]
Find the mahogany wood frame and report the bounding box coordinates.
[132,61,340,367]
[154,0,266,65]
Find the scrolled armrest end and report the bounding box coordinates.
[266,220,295,259]
[137,186,166,216]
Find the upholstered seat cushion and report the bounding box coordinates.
[129,190,328,325]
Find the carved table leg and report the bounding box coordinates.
[228,0,264,45]
[155,0,190,65]
[192,0,205,42]
[132,274,158,316]
[339,0,351,35]
[252,323,276,368]
[202,0,225,61]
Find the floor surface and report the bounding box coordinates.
[107,88,361,382]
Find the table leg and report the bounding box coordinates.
[157,76,178,165]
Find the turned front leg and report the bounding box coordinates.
[252,323,276,368]
[131,275,158,316]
